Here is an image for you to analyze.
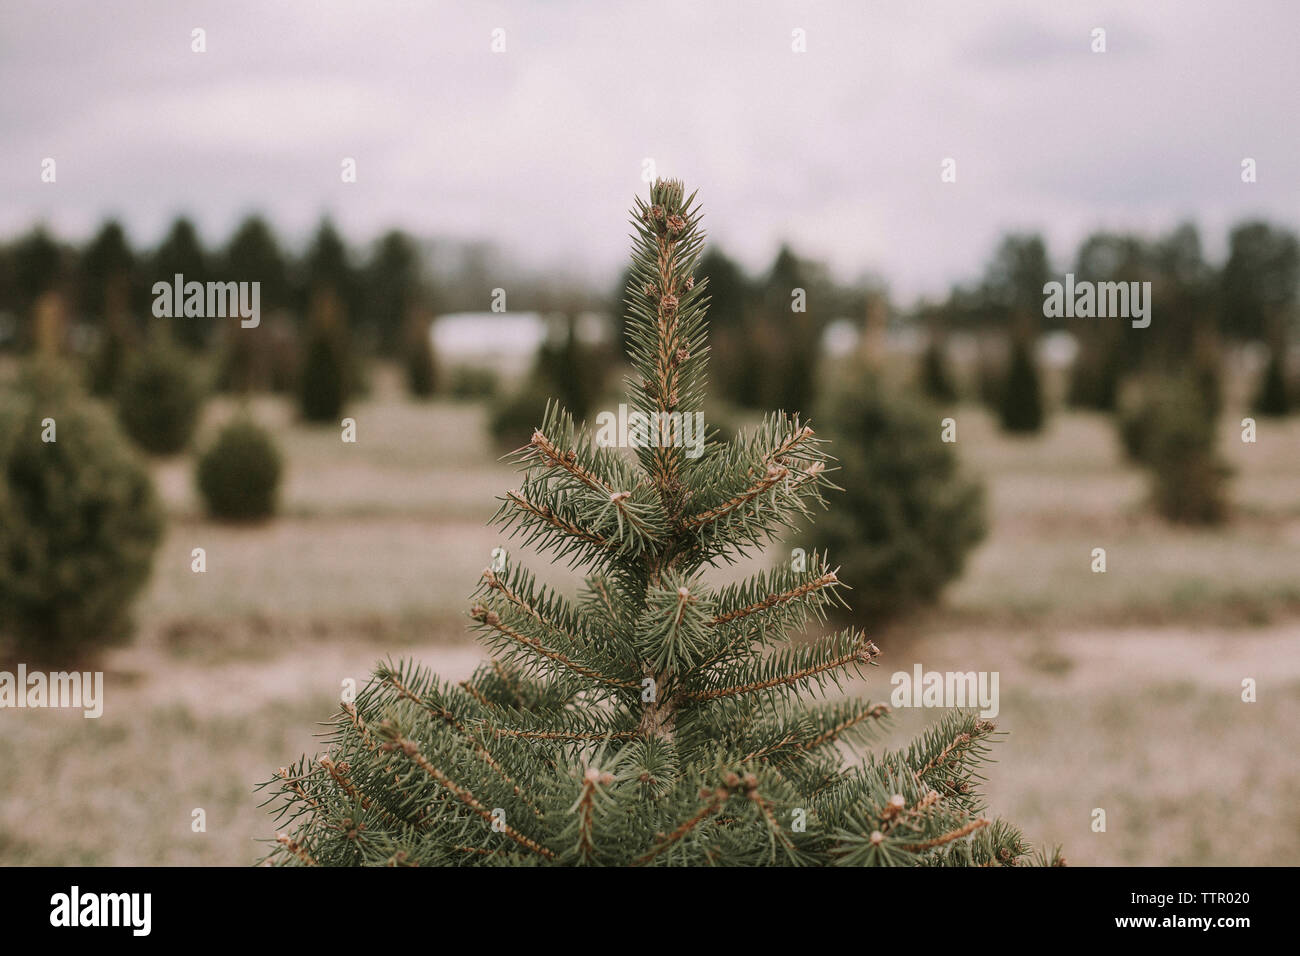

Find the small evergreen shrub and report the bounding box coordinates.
[809,375,986,625]
[1148,403,1230,525]
[0,377,163,662]
[1253,346,1290,417]
[196,417,283,521]
[298,324,349,423]
[1118,376,1230,523]
[918,338,959,403]
[116,344,204,454]
[998,337,1044,433]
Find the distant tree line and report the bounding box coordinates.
[924,220,1299,365]
[0,216,436,357]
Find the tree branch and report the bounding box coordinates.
[388,734,555,860]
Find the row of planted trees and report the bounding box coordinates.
[915,221,1300,526]
[1,231,983,677]
[920,220,1299,421]
[0,218,398,663]
[0,217,427,356]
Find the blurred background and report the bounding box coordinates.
[1,1,1298,866]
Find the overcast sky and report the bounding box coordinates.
[3,0,1298,302]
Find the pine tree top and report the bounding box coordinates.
[261,181,1056,867]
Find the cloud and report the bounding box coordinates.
[1,0,1297,301]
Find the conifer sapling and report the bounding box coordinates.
[262,181,1051,866]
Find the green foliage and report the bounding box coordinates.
[262,181,1042,867]
[998,337,1044,434]
[300,220,360,318]
[1220,221,1299,340]
[918,338,959,404]
[364,231,422,357]
[693,250,753,405]
[151,218,211,351]
[1066,338,1122,412]
[298,321,349,424]
[0,370,163,662]
[116,344,205,454]
[86,320,130,397]
[696,246,825,415]
[1253,345,1290,417]
[809,375,986,625]
[983,234,1051,323]
[196,417,283,522]
[222,215,288,313]
[1118,376,1230,524]
[78,220,136,322]
[11,226,65,328]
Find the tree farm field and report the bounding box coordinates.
[1,364,1298,866]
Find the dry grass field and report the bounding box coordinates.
[2,365,1297,866]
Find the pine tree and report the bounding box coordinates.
[998,334,1044,434]
[298,290,351,423]
[1066,332,1122,412]
[918,336,959,404]
[1,361,163,663]
[1117,375,1231,523]
[115,342,205,455]
[1253,342,1290,417]
[809,374,986,626]
[261,181,1052,867]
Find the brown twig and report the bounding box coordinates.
[709,572,839,627]
[275,832,318,866]
[902,817,990,851]
[685,636,880,703]
[504,491,609,548]
[526,429,613,494]
[392,735,555,860]
[382,671,536,813]
[803,703,891,751]
[634,788,726,865]
[471,606,638,690]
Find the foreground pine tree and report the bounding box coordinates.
[262,181,1051,867]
